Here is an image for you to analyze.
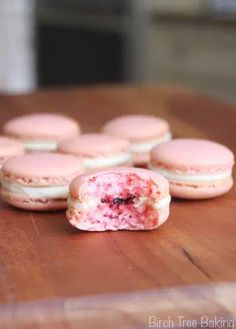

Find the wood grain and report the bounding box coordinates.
[0,85,235,328]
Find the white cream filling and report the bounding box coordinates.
[130,133,171,153]
[68,195,171,212]
[149,165,232,183]
[83,153,132,169]
[68,197,98,211]
[23,140,58,151]
[153,195,171,209]
[2,179,68,198]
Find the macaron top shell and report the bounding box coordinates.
[102,114,170,142]
[151,139,234,173]
[0,136,24,157]
[59,133,130,158]
[69,167,169,199]
[2,153,84,185]
[3,113,80,141]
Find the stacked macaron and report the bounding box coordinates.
[0,113,84,210]
[149,139,234,199]
[3,113,80,152]
[58,133,132,170]
[1,153,84,210]
[102,114,171,166]
[0,110,234,232]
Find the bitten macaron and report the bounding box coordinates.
[58,133,132,170]
[67,167,171,231]
[102,114,171,166]
[3,113,80,152]
[149,139,234,199]
[1,153,84,210]
[0,136,24,168]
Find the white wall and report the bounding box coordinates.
[0,0,36,94]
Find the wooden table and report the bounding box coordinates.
[0,85,235,329]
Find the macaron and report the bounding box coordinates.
[149,139,234,199]
[1,153,84,210]
[67,167,170,231]
[102,114,171,166]
[0,136,24,168]
[58,133,132,170]
[3,113,80,152]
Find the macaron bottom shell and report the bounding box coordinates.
[169,177,233,199]
[67,204,169,232]
[1,190,68,211]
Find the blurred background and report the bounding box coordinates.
[1,0,236,103]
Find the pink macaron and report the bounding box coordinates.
[102,114,171,166]
[149,139,234,199]
[3,113,80,152]
[0,136,24,168]
[58,133,132,170]
[1,153,84,210]
[67,167,170,231]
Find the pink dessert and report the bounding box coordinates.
[102,114,171,166]
[58,133,132,170]
[3,113,80,152]
[149,139,234,199]
[1,153,84,211]
[0,136,24,168]
[67,167,170,231]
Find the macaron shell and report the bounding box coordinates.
[102,115,170,143]
[0,136,24,158]
[69,167,169,199]
[58,133,130,158]
[2,153,84,183]
[151,139,234,173]
[67,205,169,231]
[1,190,67,210]
[3,113,80,140]
[169,176,233,199]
